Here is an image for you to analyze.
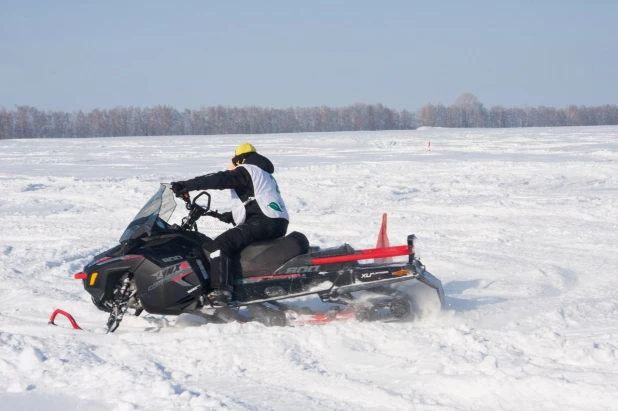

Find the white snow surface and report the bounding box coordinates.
[1,126,617,410]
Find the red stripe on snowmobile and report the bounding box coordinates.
[291,312,357,325]
[172,270,193,282]
[94,255,143,265]
[311,245,410,265]
[247,274,302,281]
[121,255,144,261]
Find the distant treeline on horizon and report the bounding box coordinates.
[1,94,617,139]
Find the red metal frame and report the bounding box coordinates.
[248,274,302,281]
[311,245,411,265]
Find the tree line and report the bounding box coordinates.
[1,95,617,139]
[0,104,415,139]
[418,93,618,128]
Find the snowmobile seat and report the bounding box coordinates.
[236,231,310,278]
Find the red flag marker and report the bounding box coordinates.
[375,213,392,263]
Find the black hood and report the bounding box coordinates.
[243,152,275,174]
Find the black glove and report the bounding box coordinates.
[218,211,235,225]
[171,181,190,196]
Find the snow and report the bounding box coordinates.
[1,126,618,410]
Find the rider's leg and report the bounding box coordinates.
[203,217,288,305]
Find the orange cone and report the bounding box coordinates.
[375,213,392,263]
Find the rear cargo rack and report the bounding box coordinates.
[311,245,411,265]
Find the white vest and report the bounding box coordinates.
[231,164,289,225]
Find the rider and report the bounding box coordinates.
[171,143,289,306]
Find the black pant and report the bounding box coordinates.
[204,217,288,290]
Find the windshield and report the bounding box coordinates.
[119,184,177,242]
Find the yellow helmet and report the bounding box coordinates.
[235,142,256,157]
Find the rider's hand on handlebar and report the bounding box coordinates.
[218,211,235,225]
[171,181,191,197]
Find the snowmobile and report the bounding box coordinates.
[73,184,444,332]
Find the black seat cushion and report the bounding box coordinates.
[235,231,309,278]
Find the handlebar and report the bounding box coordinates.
[180,191,211,211]
[177,190,227,231]
[205,210,224,220]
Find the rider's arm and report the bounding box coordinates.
[186,168,251,191]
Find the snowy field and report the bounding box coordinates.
[1,126,617,411]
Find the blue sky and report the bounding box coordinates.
[1,0,616,111]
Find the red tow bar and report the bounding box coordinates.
[49,309,82,330]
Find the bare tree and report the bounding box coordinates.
[454,93,486,127]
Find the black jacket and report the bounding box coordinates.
[185,153,280,222]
